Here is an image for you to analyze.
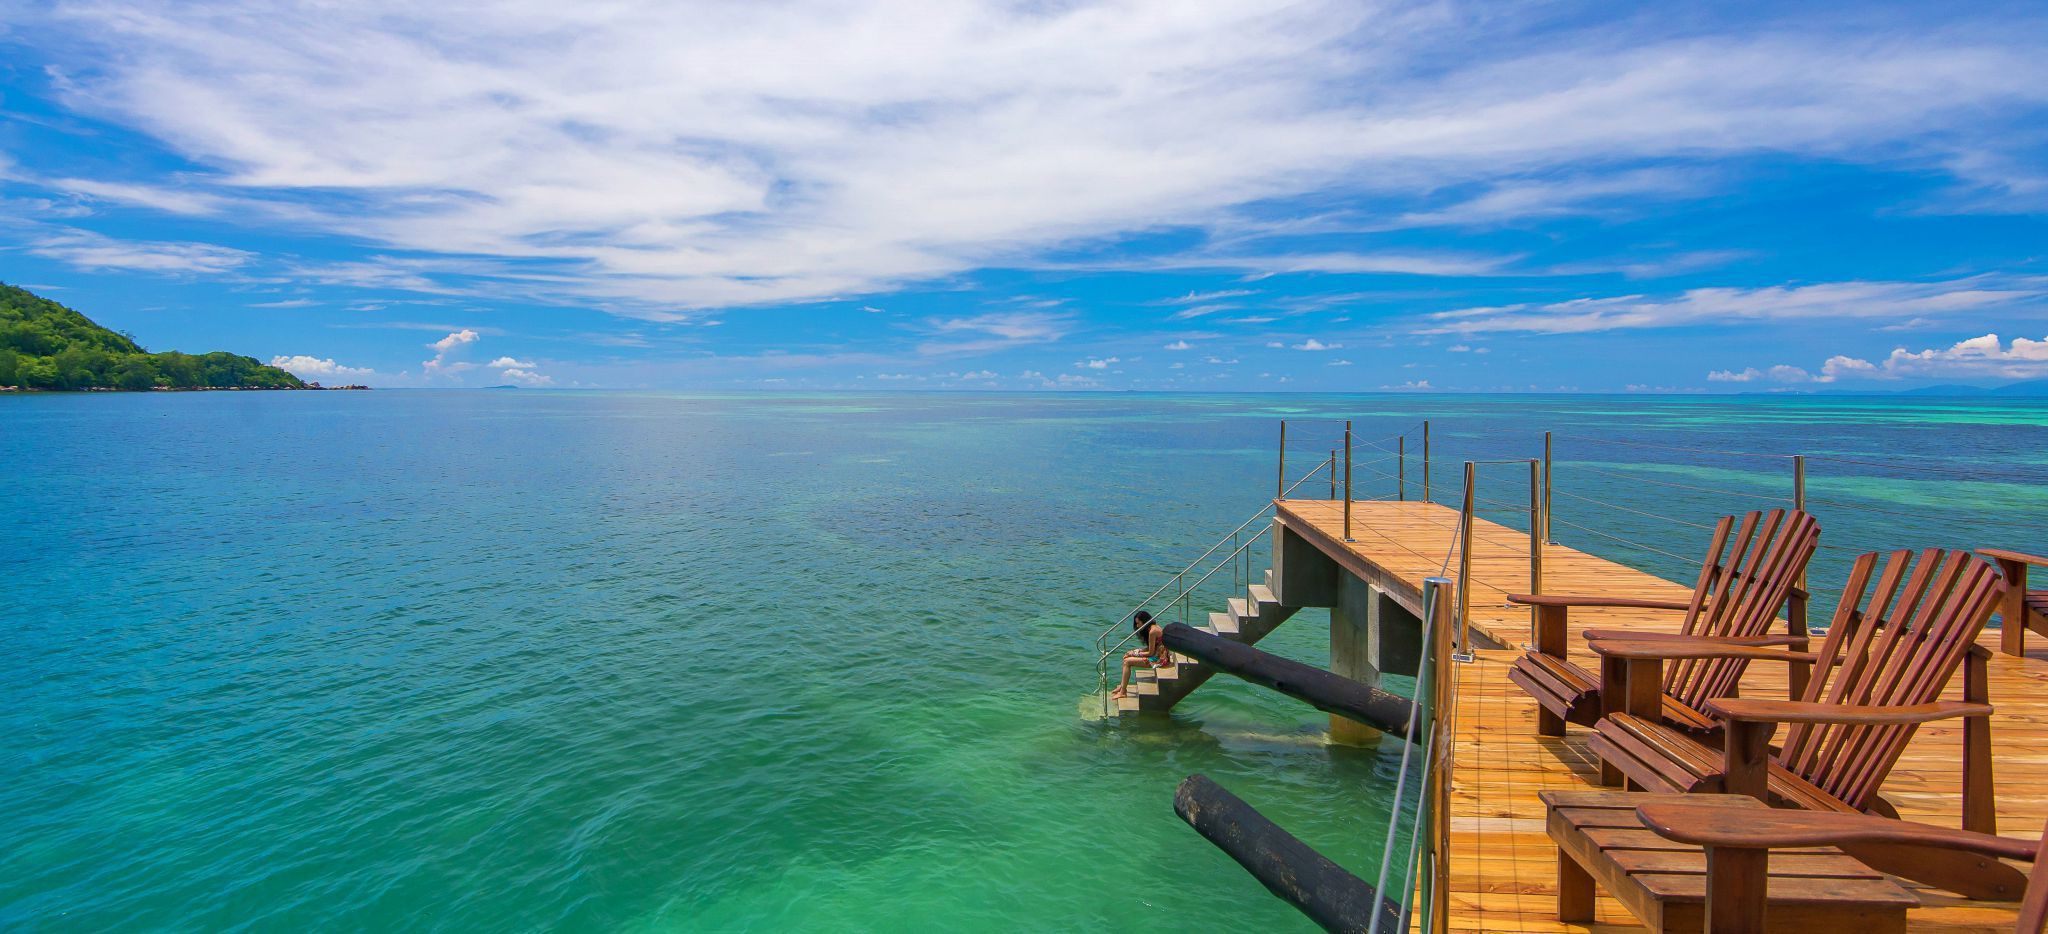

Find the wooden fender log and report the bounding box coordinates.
[1162,623,1418,741]
[1175,774,1402,933]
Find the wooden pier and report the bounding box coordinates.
[1273,498,2048,933]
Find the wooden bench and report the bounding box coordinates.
[1544,790,1917,932]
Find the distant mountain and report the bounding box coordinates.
[1901,383,1996,396]
[1813,379,2048,397]
[0,282,306,391]
[1991,378,2048,396]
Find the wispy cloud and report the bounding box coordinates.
[20,2,2047,312]
[28,228,250,274]
[918,311,1070,356]
[1422,277,2044,335]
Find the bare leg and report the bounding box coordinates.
[1111,657,1147,698]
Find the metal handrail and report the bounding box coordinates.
[1090,460,1333,659]
[1096,532,1267,715]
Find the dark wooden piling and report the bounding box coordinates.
[1174,774,1403,933]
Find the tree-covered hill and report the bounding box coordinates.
[0,283,306,390]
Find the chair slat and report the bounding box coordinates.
[1773,548,2006,810]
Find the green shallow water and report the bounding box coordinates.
[3,391,2045,931]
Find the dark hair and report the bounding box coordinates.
[1134,610,1153,626]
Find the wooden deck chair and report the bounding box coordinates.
[1982,548,2048,656]
[1505,508,1820,737]
[1586,548,2007,894]
[1639,803,2048,932]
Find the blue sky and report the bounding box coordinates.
[2,1,2046,391]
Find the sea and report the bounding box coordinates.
[5,390,2045,931]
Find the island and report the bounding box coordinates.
[0,282,350,391]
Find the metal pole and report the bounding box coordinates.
[1399,436,1407,501]
[1422,421,1431,503]
[1528,459,1543,598]
[1542,431,1553,544]
[1457,462,1474,660]
[1276,420,1287,500]
[1328,450,1336,500]
[1344,421,1354,542]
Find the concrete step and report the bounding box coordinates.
[1227,596,1252,622]
[1208,612,1239,636]
[1248,583,1277,607]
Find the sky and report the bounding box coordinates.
[2,0,2047,391]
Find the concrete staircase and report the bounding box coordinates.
[1116,570,1301,715]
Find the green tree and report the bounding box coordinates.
[0,347,17,386]
[113,355,159,391]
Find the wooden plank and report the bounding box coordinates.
[1258,500,2047,932]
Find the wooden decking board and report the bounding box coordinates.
[1269,499,2041,933]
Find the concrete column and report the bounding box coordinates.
[1329,573,1384,746]
[1271,521,1337,608]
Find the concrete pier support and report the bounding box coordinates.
[1271,522,1337,609]
[1328,576,1425,747]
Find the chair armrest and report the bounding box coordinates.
[1508,593,1692,610]
[1981,547,2048,568]
[1581,629,1806,647]
[1586,638,1819,664]
[1705,698,1994,726]
[1635,802,2038,862]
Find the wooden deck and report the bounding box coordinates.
[1273,499,2048,933]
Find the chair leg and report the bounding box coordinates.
[1704,845,1767,934]
[1997,558,2027,656]
[1557,847,1594,922]
[1964,652,1997,835]
[1537,707,1565,737]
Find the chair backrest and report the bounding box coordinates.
[1664,509,1822,706]
[1779,548,2006,810]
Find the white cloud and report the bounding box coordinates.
[487,356,536,369]
[1329,359,1353,366]
[498,367,554,386]
[28,228,250,274]
[1741,333,2048,383]
[1076,356,1120,370]
[424,328,480,374]
[1423,278,2044,335]
[957,369,997,380]
[1163,340,1193,350]
[430,329,479,352]
[1205,356,1239,365]
[1265,341,1284,348]
[250,298,317,308]
[23,3,2048,311]
[1291,338,1340,351]
[269,355,376,381]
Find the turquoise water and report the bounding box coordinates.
[4,391,2046,930]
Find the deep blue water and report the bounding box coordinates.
[4,391,2045,930]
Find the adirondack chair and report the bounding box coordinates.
[1638,803,2048,933]
[1982,548,2048,656]
[1585,547,2007,894]
[1505,509,1820,737]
